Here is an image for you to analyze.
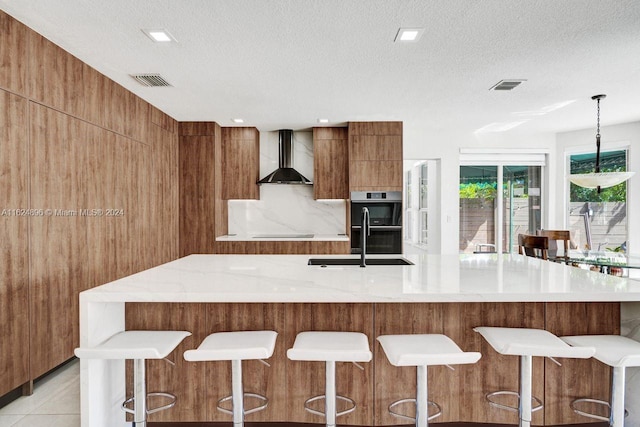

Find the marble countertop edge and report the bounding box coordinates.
[216,234,350,242]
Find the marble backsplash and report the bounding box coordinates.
[227,130,347,235]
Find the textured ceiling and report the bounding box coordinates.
[2,0,640,148]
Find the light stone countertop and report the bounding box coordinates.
[80,253,640,304]
[215,233,349,242]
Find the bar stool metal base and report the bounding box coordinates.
[486,390,543,414]
[225,359,269,427]
[122,391,177,415]
[570,398,629,423]
[286,332,372,427]
[121,358,178,427]
[388,398,442,422]
[217,392,269,416]
[304,394,356,418]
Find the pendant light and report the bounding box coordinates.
[568,94,635,192]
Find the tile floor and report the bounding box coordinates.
[0,360,80,427]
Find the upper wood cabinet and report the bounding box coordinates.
[28,32,84,119]
[222,127,260,200]
[348,122,402,192]
[0,11,28,96]
[313,127,348,200]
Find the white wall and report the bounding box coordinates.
[404,129,556,254]
[555,121,640,255]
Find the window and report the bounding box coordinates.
[568,149,629,252]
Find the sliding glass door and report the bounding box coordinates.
[460,164,542,254]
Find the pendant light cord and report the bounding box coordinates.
[595,96,601,174]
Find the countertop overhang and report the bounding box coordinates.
[80,253,640,304]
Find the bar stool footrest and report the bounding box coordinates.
[122,392,177,415]
[389,397,442,422]
[486,390,543,414]
[570,397,628,422]
[304,394,356,418]
[217,392,269,416]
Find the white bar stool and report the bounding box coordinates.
[474,327,595,427]
[183,330,277,427]
[561,334,640,427]
[377,334,481,427]
[74,330,191,427]
[287,331,372,427]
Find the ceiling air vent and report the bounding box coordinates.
[130,74,172,87]
[489,79,526,91]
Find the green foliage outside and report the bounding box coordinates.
[570,182,626,202]
[459,182,497,199]
[459,182,529,199]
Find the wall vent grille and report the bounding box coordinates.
[130,74,172,87]
[489,79,526,91]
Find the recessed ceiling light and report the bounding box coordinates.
[232,118,244,124]
[142,29,176,43]
[317,118,329,124]
[394,28,424,42]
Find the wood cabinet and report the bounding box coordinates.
[179,122,224,256]
[29,103,90,378]
[0,11,27,96]
[28,103,172,380]
[348,122,402,191]
[0,11,180,397]
[0,89,30,396]
[313,127,348,200]
[27,29,149,144]
[28,32,84,120]
[222,127,259,200]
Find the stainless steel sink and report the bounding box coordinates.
[307,257,414,266]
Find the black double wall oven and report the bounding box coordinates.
[350,191,402,254]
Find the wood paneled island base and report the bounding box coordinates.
[127,302,618,426]
[80,254,636,427]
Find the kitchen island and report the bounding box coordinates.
[79,254,640,427]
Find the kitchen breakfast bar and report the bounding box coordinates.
[79,254,640,427]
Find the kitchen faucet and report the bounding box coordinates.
[360,207,370,267]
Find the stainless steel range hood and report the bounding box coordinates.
[258,129,312,185]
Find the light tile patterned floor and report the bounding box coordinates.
[0,360,80,427]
